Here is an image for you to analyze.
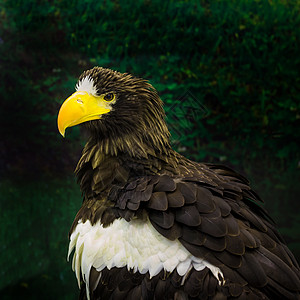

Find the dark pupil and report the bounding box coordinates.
[104,93,113,101]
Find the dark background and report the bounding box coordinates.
[0,0,299,299]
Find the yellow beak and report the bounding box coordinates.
[57,91,111,137]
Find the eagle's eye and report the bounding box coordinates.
[103,93,115,102]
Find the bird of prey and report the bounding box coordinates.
[57,67,300,299]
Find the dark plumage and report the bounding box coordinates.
[58,67,300,300]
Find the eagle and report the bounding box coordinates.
[57,67,300,300]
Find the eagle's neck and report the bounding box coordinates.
[75,136,178,199]
[93,133,171,160]
[89,119,173,159]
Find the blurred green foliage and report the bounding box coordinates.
[0,0,299,298]
[0,179,81,299]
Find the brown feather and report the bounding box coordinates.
[153,175,176,192]
[238,208,268,232]
[240,228,260,249]
[175,205,201,226]
[195,187,216,213]
[177,182,197,204]
[213,196,231,217]
[237,252,268,287]
[148,191,168,211]
[199,215,227,238]
[148,210,175,229]
[203,235,226,252]
[214,250,242,268]
[149,220,182,241]
[225,235,245,255]
[167,189,185,208]
[181,225,206,246]
[228,283,244,297]
[224,214,240,236]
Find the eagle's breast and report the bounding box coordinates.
[69,217,224,294]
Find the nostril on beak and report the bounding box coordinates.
[76,99,83,104]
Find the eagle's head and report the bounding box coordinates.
[58,67,171,157]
